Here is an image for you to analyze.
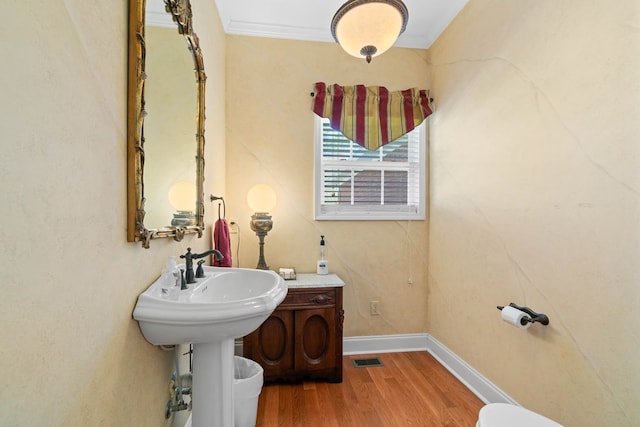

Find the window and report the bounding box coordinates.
[314,116,426,220]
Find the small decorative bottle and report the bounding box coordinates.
[317,235,329,275]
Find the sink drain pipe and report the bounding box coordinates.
[165,346,192,419]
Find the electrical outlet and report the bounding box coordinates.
[229,220,239,234]
[370,301,380,316]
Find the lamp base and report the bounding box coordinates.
[256,256,269,271]
[250,213,273,271]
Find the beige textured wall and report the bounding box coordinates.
[225,36,431,336]
[428,0,639,426]
[0,0,224,426]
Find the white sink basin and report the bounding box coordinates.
[133,266,287,346]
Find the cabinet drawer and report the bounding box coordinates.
[280,288,336,309]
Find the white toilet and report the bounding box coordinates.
[476,403,564,427]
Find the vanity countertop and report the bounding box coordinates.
[285,273,344,289]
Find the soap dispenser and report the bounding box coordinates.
[316,235,329,275]
[161,256,181,300]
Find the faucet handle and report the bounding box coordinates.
[180,269,187,290]
[179,248,192,260]
[196,259,205,278]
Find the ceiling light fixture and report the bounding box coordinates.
[331,0,409,63]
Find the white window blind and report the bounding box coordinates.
[314,117,426,220]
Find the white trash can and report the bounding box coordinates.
[233,356,264,427]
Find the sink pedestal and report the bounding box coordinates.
[191,339,235,427]
[132,266,287,426]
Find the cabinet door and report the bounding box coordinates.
[294,307,336,374]
[250,310,295,379]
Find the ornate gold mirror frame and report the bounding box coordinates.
[127,0,206,248]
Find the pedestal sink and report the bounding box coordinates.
[133,266,287,427]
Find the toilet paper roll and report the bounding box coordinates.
[501,305,532,330]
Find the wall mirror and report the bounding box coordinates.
[127,0,206,248]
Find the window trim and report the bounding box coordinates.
[314,116,427,221]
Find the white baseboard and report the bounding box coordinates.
[425,335,518,405]
[234,339,243,356]
[343,333,517,406]
[343,333,429,355]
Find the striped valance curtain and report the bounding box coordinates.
[312,82,433,151]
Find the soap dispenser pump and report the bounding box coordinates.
[317,235,328,275]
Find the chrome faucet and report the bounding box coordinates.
[180,248,224,284]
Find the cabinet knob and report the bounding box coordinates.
[311,295,331,304]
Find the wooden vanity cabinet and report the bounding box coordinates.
[243,285,344,383]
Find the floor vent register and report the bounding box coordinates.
[352,357,384,368]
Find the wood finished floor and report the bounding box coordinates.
[255,352,484,427]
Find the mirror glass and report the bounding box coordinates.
[127,0,206,248]
[145,7,196,229]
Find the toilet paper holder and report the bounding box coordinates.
[497,303,550,326]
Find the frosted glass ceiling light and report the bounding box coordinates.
[331,0,408,63]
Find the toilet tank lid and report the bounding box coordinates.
[478,403,564,427]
